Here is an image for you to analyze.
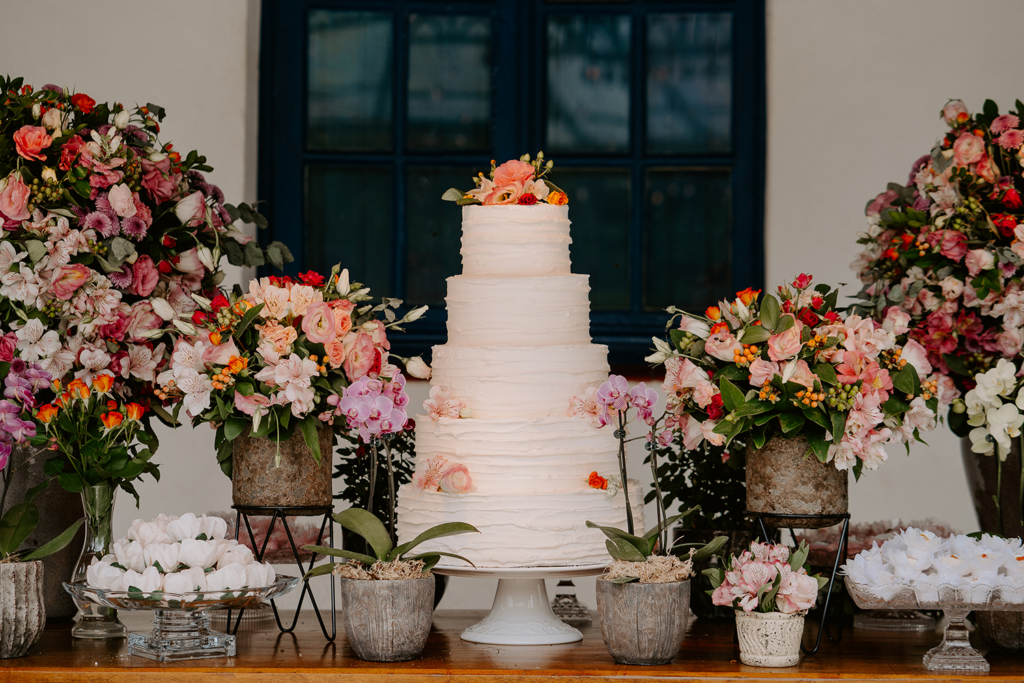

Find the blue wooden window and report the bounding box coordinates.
[259,0,765,363]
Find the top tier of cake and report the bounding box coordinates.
[461,204,571,277]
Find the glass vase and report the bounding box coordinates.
[70,482,126,639]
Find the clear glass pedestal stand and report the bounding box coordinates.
[853,610,936,632]
[921,608,988,673]
[128,610,235,662]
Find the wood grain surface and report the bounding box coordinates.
[1,609,1022,682]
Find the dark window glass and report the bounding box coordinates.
[408,15,492,151]
[644,169,732,311]
[405,167,474,306]
[546,14,631,154]
[558,169,631,311]
[305,166,393,295]
[307,11,394,151]
[647,13,732,154]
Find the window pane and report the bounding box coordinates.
[305,166,393,296]
[405,167,472,307]
[408,15,491,151]
[547,15,630,154]
[557,169,630,311]
[647,13,732,154]
[644,169,731,311]
[308,11,393,151]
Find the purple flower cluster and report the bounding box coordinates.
[0,360,52,469]
[595,374,660,426]
[327,373,410,443]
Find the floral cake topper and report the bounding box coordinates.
[442,152,567,206]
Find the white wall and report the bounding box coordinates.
[0,0,1012,614]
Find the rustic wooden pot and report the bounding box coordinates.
[0,561,46,658]
[734,610,805,667]
[595,576,690,665]
[960,437,1024,650]
[746,436,848,529]
[232,426,334,508]
[339,575,435,662]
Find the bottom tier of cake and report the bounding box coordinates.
[395,482,645,568]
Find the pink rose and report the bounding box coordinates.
[361,319,390,351]
[965,248,995,277]
[342,331,375,381]
[174,247,206,277]
[331,300,354,337]
[974,152,998,184]
[0,174,31,224]
[51,263,91,300]
[933,374,960,404]
[128,255,159,297]
[939,230,968,262]
[881,306,911,335]
[140,157,179,204]
[786,359,818,389]
[953,133,984,166]
[900,340,932,378]
[174,192,206,227]
[680,414,704,451]
[483,181,523,206]
[127,301,164,342]
[748,358,780,387]
[866,189,899,220]
[13,125,52,162]
[704,330,743,362]
[302,301,336,344]
[325,338,347,368]
[492,159,535,186]
[996,327,1024,357]
[438,463,472,493]
[132,193,153,227]
[692,378,718,408]
[97,313,130,342]
[767,318,803,362]
[0,332,17,362]
[942,100,969,125]
[776,572,819,614]
[107,183,137,218]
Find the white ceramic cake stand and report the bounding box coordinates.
[433,564,606,645]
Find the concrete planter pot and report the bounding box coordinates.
[338,575,435,662]
[734,610,805,667]
[746,436,848,528]
[595,576,691,665]
[0,561,46,658]
[232,427,334,508]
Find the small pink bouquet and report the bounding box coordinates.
[441,152,567,206]
[706,541,827,614]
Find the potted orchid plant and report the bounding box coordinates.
[706,541,828,667]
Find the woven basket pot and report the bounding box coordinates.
[339,575,435,662]
[596,577,691,665]
[734,610,805,667]
[0,561,46,658]
[746,436,848,529]
[232,426,334,508]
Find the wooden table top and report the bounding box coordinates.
[2,610,1022,682]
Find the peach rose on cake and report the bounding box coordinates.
[492,159,535,186]
[439,463,472,493]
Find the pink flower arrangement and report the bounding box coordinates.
[707,541,827,614]
[423,385,467,421]
[412,455,473,494]
[442,152,568,207]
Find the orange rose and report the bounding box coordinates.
[705,306,722,321]
[51,379,62,392]
[101,411,124,430]
[709,321,729,335]
[736,288,761,306]
[36,404,58,424]
[106,400,118,411]
[13,125,53,161]
[325,338,347,369]
[92,374,114,394]
[67,379,90,400]
[210,330,223,346]
[227,356,248,374]
[587,472,608,490]
[125,403,146,421]
[546,190,568,206]
[54,392,69,409]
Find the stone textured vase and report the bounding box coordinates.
[960,437,1024,651]
[746,436,848,528]
[232,427,334,508]
[339,575,435,662]
[595,577,691,665]
[0,561,46,658]
[734,610,805,667]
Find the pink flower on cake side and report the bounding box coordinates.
[423,385,465,421]
[439,463,472,493]
[569,385,606,428]
[412,455,449,491]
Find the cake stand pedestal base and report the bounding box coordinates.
[434,564,606,646]
[921,609,989,673]
[127,610,236,662]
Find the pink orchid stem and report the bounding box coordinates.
[382,436,397,545]
[648,414,668,554]
[367,440,378,521]
[616,411,634,535]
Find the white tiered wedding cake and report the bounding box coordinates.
[395,203,643,568]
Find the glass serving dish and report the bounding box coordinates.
[844,577,1024,673]
[64,575,299,661]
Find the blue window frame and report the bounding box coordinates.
[258,0,765,364]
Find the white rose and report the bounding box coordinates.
[144,542,181,573]
[198,515,228,541]
[131,522,171,548]
[86,561,125,591]
[112,540,147,573]
[41,167,56,183]
[217,546,254,569]
[335,268,350,295]
[245,563,275,588]
[166,512,202,542]
[179,538,220,569]
[162,571,197,595]
[206,564,248,593]
[174,191,206,227]
[151,298,176,321]
[405,356,431,380]
[113,109,130,129]
[107,183,137,218]
[31,103,40,119]
[41,108,62,131]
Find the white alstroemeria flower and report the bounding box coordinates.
[645,336,677,364]
[985,403,1024,459]
[974,359,1018,403]
[172,340,207,373]
[15,319,60,362]
[151,297,176,321]
[175,368,214,418]
[123,343,164,383]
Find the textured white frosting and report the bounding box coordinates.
[429,345,609,418]
[461,205,572,277]
[445,274,593,347]
[396,481,645,568]
[412,415,621,494]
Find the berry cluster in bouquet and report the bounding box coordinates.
[852,98,1024,412]
[0,75,287,496]
[645,275,947,478]
[159,264,427,474]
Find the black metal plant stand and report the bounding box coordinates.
[224,505,336,641]
[747,511,850,656]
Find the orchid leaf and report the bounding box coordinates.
[0,503,39,557]
[607,576,639,584]
[586,520,646,549]
[687,535,729,563]
[642,510,695,541]
[331,508,392,561]
[302,545,377,566]
[404,550,476,570]
[606,537,646,562]
[22,518,83,562]
[302,563,339,581]
[388,522,478,561]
